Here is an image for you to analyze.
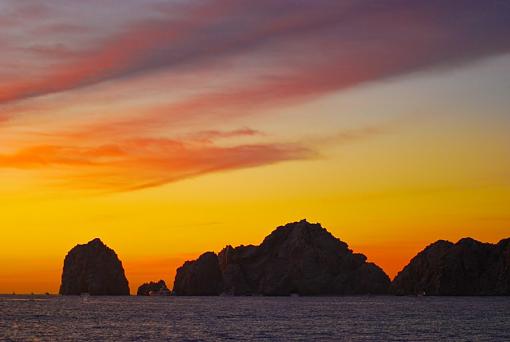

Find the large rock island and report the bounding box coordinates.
[393,238,510,295]
[173,220,391,296]
[59,238,130,295]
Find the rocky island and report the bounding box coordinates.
[393,237,510,295]
[59,238,130,295]
[58,225,510,297]
[173,220,391,296]
[137,280,171,296]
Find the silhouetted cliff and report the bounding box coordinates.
[173,220,391,295]
[59,238,130,295]
[137,280,170,296]
[392,238,510,295]
[173,252,223,295]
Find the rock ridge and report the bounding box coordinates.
[173,220,391,296]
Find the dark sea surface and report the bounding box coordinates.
[0,295,509,341]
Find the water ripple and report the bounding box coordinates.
[0,296,509,341]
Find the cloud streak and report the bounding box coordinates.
[0,123,392,192]
[0,131,314,192]
[1,0,509,105]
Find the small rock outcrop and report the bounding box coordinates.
[59,238,130,295]
[137,280,170,296]
[392,238,510,295]
[173,220,391,295]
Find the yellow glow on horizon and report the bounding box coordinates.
[0,56,509,295]
[1,146,509,294]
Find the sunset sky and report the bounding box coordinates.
[1,0,510,294]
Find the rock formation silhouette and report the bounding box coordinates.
[173,220,391,295]
[137,280,170,296]
[173,252,224,295]
[393,238,510,295]
[59,238,130,295]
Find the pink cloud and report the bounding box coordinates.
[0,0,508,106]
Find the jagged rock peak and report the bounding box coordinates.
[88,237,105,245]
[260,219,349,249]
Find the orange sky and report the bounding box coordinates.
[0,0,509,294]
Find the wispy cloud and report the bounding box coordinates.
[1,0,509,105]
[0,123,393,192]
[0,131,314,192]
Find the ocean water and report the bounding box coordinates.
[0,295,509,341]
